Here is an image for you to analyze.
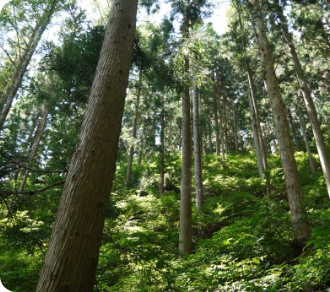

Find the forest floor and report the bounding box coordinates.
[1,151,330,291]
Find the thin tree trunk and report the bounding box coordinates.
[251,0,310,247]
[0,0,58,131]
[19,107,48,191]
[193,83,203,211]
[287,107,301,151]
[179,8,192,256]
[126,68,142,187]
[208,119,213,153]
[233,102,239,152]
[275,0,330,197]
[160,95,165,194]
[212,83,220,156]
[137,127,144,167]
[248,90,264,177]
[296,105,316,173]
[223,94,229,153]
[36,1,138,291]
[247,67,271,201]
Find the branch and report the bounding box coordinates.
[0,181,65,196]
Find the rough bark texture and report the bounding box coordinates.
[275,0,330,197]
[179,9,193,255]
[0,0,58,131]
[36,1,138,291]
[251,0,310,246]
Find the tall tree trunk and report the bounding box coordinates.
[233,102,239,152]
[137,126,144,167]
[160,95,165,194]
[36,1,138,291]
[275,0,330,197]
[179,8,192,256]
[212,83,220,156]
[296,105,316,173]
[126,68,142,187]
[208,119,213,153]
[223,94,229,153]
[247,67,271,201]
[0,0,58,131]
[248,90,264,177]
[193,84,203,211]
[19,107,48,191]
[251,0,310,247]
[287,107,301,151]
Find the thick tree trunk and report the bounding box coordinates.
[19,107,48,191]
[179,9,192,256]
[193,84,203,211]
[0,0,58,131]
[36,1,138,291]
[251,0,310,246]
[275,0,330,197]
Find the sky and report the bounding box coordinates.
[80,0,231,35]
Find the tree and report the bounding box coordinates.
[274,0,330,198]
[0,0,60,131]
[36,1,138,290]
[249,0,311,247]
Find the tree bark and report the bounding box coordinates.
[212,82,220,156]
[19,107,48,191]
[0,0,58,131]
[179,8,192,256]
[275,0,330,197]
[233,102,239,152]
[287,106,301,151]
[36,1,138,291]
[251,0,310,246]
[160,94,165,194]
[296,105,316,173]
[126,68,142,187]
[193,83,203,211]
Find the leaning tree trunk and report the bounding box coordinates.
[275,0,330,198]
[179,8,193,256]
[251,0,310,247]
[19,107,48,191]
[36,1,138,291]
[0,0,58,131]
[126,68,142,187]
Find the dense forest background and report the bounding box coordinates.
[1,0,330,291]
